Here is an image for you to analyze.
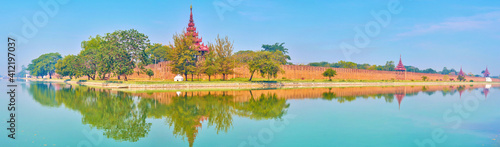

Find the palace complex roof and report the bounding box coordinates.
[185,5,209,52]
[395,55,406,71]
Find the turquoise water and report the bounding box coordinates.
[2,80,500,147]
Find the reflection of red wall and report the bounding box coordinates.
[128,61,500,82]
[135,84,498,105]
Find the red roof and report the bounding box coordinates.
[458,67,465,77]
[396,93,405,109]
[484,67,490,77]
[395,55,406,71]
[184,5,209,53]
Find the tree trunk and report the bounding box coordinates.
[124,75,128,81]
[191,74,193,81]
[223,74,226,81]
[118,75,121,80]
[49,73,52,79]
[184,73,188,81]
[208,75,211,81]
[249,71,255,81]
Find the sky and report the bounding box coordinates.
[1,0,499,76]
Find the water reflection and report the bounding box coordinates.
[25,82,498,146]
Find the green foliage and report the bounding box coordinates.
[146,69,154,78]
[55,55,79,79]
[421,76,428,81]
[212,35,235,80]
[337,60,358,69]
[27,52,62,79]
[238,50,286,81]
[16,65,28,78]
[201,47,218,81]
[384,61,395,71]
[79,35,103,80]
[168,32,198,81]
[146,43,170,63]
[322,69,337,81]
[309,60,396,71]
[457,75,466,82]
[422,68,437,74]
[261,42,291,61]
[108,29,150,66]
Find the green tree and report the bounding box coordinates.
[109,29,150,67]
[422,68,437,74]
[212,35,235,81]
[105,30,150,80]
[201,47,218,81]
[168,32,198,81]
[421,76,428,81]
[16,65,28,78]
[261,42,291,61]
[27,53,62,79]
[337,60,357,69]
[440,67,450,75]
[322,69,337,81]
[80,35,104,80]
[146,43,170,63]
[383,61,395,71]
[55,55,79,79]
[146,69,154,79]
[240,51,286,81]
[457,75,466,82]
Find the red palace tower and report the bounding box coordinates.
[484,67,490,77]
[185,5,209,57]
[458,67,465,77]
[395,55,406,80]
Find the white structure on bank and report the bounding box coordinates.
[484,67,492,82]
[174,74,184,81]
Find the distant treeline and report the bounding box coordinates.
[308,61,488,77]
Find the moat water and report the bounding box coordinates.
[2,80,500,147]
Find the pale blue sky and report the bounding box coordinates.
[1,0,499,76]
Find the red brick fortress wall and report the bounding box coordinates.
[128,61,500,82]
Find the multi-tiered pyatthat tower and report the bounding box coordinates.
[185,5,209,58]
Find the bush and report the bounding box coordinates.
[146,69,154,79]
[469,80,474,82]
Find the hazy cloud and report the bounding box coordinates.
[397,11,500,37]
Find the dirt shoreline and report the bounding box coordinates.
[25,78,500,91]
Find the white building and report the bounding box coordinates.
[174,74,184,81]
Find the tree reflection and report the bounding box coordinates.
[28,83,152,142]
[233,92,290,120]
[27,82,61,107]
[27,82,494,146]
[27,83,291,146]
